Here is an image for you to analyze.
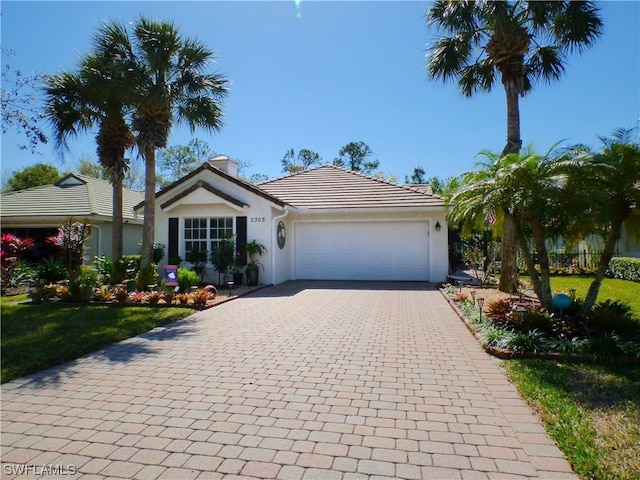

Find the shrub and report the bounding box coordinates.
[544,336,588,355]
[28,284,59,302]
[175,292,190,305]
[147,291,165,305]
[584,332,625,362]
[190,289,213,305]
[62,267,99,302]
[504,330,547,353]
[477,323,511,348]
[119,255,141,279]
[453,292,469,302]
[92,256,113,284]
[1,233,35,290]
[129,291,146,303]
[164,290,175,305]
[8,260,36,289]
[520,309,554,334]
[34,257,67,284]
[113,286,129,303]
[153,243,166,264]
[607,257,640,283]
[135,263,158,292]
[586,300,640,338]
[486,298,513,321]
[178,268,200,292]
[93,285,114,302]
[46,219,90,275]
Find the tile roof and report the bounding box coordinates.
[1,173,144,221]
[258,165,445,210]
[137,161,286,211]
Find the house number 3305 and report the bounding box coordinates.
[250,217,266,223]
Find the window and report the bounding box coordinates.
[184,217,233,258]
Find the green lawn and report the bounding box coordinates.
[505,360,640,480]
[1,295,195,383]
[522,276,640,317]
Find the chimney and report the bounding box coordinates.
[208,155,238,176]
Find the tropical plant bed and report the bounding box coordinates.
[25,283,268,310]
[442,285,640,365]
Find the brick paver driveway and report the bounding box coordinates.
[1,281,575,479]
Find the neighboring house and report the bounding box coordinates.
[140,156,448,284]
[1,173,144,261]
[618,225,640,258]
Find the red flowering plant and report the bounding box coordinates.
[1,233,35,291]
[46,219,90,275]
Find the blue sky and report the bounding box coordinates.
[1,1,638,183]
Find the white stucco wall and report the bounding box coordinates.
[153,168,283,285]
[151,166,449,285]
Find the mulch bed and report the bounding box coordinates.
[441,287,640,365]
[4,284,270,310]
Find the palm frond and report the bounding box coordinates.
[525,45,566,84]
[552,1,603,53]
[426,36,473,83]
[458,58,495,96]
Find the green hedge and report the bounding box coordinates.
[607,257,640,283]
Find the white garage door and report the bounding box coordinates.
[294,221,429,281]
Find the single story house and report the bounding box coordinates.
[139,156,449,284]
[1,173,144,260]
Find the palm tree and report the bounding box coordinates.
[127,17,229,269]
[426,0,602,293]
[449,145,586,310]
[44,20,135,261]
[579,129,640,314]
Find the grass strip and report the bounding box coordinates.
[521,275,640,318]
[504,359,640,480]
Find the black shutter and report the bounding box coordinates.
[168,217,179,263]
[236,216,247,266]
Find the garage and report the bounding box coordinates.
[294,220,430,281]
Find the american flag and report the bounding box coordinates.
[487,210,497,225]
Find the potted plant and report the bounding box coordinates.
[230,253,244,286]
[242,240,267,287]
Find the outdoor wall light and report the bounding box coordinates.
[435,221,441,232]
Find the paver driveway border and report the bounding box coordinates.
[1,281,576,479]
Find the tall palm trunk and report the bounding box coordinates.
[140,147,156,269]
[112,174,124,261]
[498,88,521,294]
[581,219,623,315]
[530,219,553,310]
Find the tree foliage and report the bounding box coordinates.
[281,148,322,174]
[579,129,640,313]
[2,163,61,192]
[155,138,219,188]
[44,19,137,261]
[125,17,230,269]
[426,0,603,294]
[405,166,427,184]
[448,129,640,314]
[333,141,379,175]
[1,49,48,153]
